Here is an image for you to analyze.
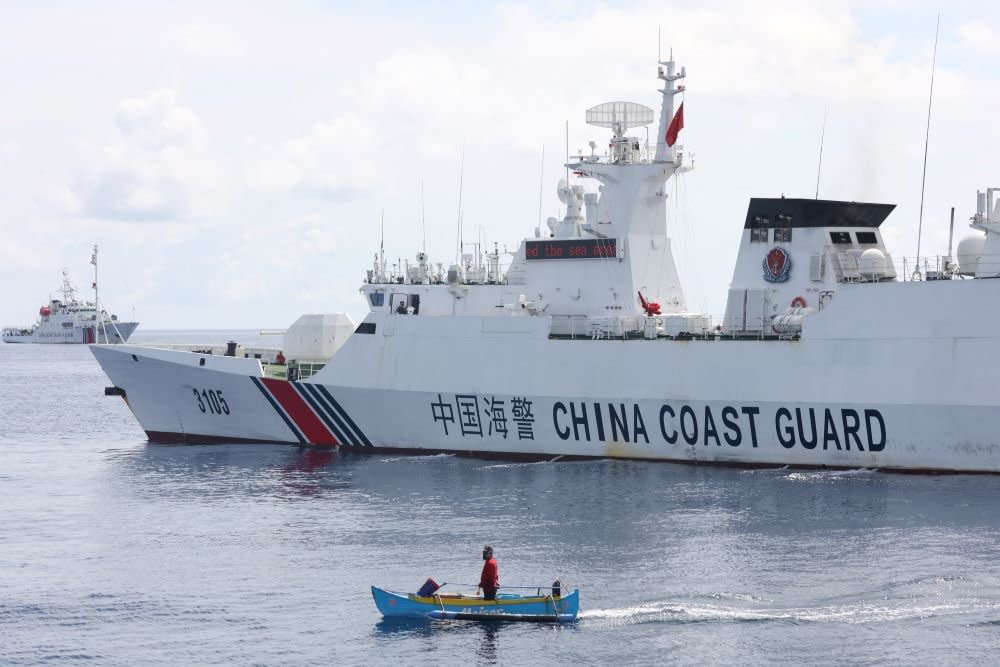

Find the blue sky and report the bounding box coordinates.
[1,1,998,330]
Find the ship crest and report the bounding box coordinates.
[763,246,792,283]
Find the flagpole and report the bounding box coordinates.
[91,245,106,343]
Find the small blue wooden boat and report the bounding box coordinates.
[371,585,580,623]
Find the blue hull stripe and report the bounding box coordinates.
[294,383,351,444]
[303,383,371,447]
[297,383,352,444]
[316,385,372,447]
[251,376,306,444]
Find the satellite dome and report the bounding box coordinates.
[957,233,986,276]
[858,248,888,280]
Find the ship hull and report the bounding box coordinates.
[90,284,1000,474]
[4,321,138,344]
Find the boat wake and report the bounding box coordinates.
[579,597,1000,627]
[782,468,877,482]
[479,457,569,470]
[379,453,457,463]
[739,467,877,480]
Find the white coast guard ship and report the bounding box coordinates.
[4,248,138,344]
[91,54,1000,472]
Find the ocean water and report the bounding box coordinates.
[2,334,1000,666]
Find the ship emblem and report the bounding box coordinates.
[763,247,791,283]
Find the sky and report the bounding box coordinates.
[1,0,998,330]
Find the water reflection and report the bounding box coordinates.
[476,622,499,663]
[371,616,502,664]
[104,442,347,501]
[372,617,436,638]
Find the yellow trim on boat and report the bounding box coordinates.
[409,594,557,607]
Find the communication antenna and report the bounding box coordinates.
[456,145,465,264]
[814,110,827,199]
[420,181,426,254]
[537,145,545,234]
[947,206,955,270]
[565,120,570,209]
[379,208,385,279]
[915,14,941,280]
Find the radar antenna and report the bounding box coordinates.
[586,101,654,137]
[586,101,654,164]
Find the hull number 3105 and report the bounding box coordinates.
[193,388,230,415]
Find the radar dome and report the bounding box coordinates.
[858,248,888,280]
[957,233,986,276]
[556,179,570,204]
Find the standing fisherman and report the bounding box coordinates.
[478,545,499,600]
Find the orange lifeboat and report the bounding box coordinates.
[39,306,51,317]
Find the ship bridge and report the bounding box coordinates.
[358,53,708,340]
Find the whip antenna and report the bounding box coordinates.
[456,145,465,264]
[915,14,941,280]
[814,110,827,199]
[537,145,545,235]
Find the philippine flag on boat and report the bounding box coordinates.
[666,102,684,147]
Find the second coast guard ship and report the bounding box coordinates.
[4,247,138,344]
[91,54,1000,472]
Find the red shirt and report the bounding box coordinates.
[479,557,499,590]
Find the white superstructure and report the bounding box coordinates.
[4,246,138,344]
[91,55,1000,472]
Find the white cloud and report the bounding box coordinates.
[115,89,206,150]
[71,89,224,222]
[168,23,245,61]
[957,21,1000,53]
[241,114,383,199]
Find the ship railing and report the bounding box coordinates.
[897,253,1000,280]
[897,255,956,281]
[548,313,801,342]
[549,315,590,339]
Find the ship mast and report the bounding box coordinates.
[654,48,685,163]
[91,245,108,343]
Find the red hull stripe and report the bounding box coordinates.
[261,378,338,445]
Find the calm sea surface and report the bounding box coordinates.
[3,332,1000,666]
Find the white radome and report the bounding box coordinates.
[956,233,985,276]
[859,248,888,280]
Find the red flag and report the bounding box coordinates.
[666,102,684,147]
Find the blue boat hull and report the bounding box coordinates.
[371,585,579,622]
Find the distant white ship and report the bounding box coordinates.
[3,246,138,344]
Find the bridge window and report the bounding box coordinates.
[829,231,852,245]
[368,290,385,307]
[774,226,792,243]
[750,227,769,243]
[391,294,421,315]
[856,231,877,244]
